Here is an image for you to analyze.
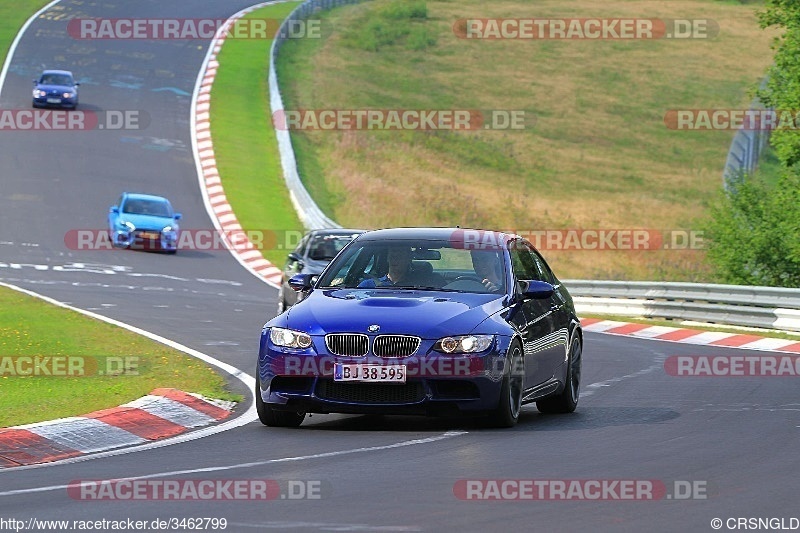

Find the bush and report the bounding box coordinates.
[705,166,800,287]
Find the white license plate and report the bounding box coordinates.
[334,363,406,383]
[47,98,61,104]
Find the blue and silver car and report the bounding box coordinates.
[32,70,79,109]
[257,227,583,428]
[108,193,182,253]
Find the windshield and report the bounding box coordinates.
[122,198,172,217]
[316,239,507,294]
[307,233,359,261]
[40,74,73,86]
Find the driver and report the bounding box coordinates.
[359,246,421,288]
[470,250,504,292]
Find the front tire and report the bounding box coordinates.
[255,373,305,427]
[487,342,523,428]
[536,334,581,414]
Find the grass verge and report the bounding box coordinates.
[272,0,777,282]
[210,1,304,267]
[0,1,51,67]
[0,286,239,427]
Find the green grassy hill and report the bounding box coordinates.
[275,0,775,280]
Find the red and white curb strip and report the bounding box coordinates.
[581,318,800,353]
[193,2,284,287]
[0,389,233,468]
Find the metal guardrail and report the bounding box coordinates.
[270,0,369,230]
[723,82,771,189]
[564,280,800,332]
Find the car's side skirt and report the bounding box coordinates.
[521,378,560,403]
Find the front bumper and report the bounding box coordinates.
[112,229,178,251]
[33,96,77,108]
[257,336,516,416]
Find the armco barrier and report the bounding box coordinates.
[270,0,369,230]
[722,80,771,189]
[564,280,800,332]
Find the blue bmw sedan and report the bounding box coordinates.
[257,228,583,428]
[108,193,182,253]
[32,70,79,109]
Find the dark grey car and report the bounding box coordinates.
[277,229,365,313]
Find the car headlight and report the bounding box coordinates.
[434,334,494,354]
[162,225,173,233]
[120,221,135,231]
[33,89,44,97]
[62,92,74,98]
[270,327,312,349]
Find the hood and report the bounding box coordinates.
[118,213,175,231]
[286,289,506,339]
[36,84,75,93]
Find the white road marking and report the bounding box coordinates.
[581,358,666,399]
[0,431,466,495]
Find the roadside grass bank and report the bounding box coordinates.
[0,286,239,427]
[273,0,776,281]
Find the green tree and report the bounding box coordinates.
[757,0,800,165]
[706,167,800,287]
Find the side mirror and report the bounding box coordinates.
[33,79,37,85]
[287,252,302,262]
[74,82,80,87]
[288,273,315,292]
[174,213,182,220]
[520,280,554,299]
[110,206,119,214]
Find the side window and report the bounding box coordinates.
[530,250,554,284]
[509,241,539,281]
[293,236,309,257]
[510,240,554,283]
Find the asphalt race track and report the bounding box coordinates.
[0,2,798,531]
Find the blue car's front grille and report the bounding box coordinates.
[325,334,368,356]
[324,333,419,357]
[316,379,425,404]
[373,335,420,357]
